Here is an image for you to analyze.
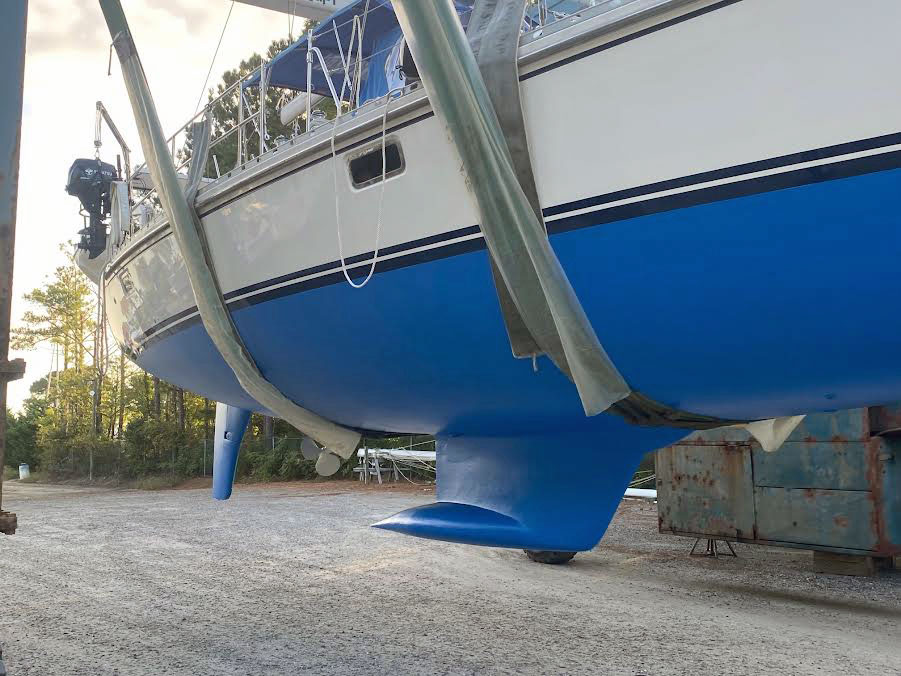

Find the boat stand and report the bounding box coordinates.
[690,538,738,558]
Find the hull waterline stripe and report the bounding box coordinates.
[132,147,901,350]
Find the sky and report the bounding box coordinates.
[8,0,298,411]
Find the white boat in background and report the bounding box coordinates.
[69,0,901,557]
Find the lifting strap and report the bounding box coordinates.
[463,0,800,435]
[396,0,631,416]
[467,0,543,361]
[398,0,754,429]
[100,0,361,458]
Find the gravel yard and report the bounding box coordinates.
[0,480,899,675]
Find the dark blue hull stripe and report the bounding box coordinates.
[131,144,901,351]
[544,132,901,218]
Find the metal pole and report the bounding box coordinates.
[237,91,245,166]
[259,61,267,157]
[0,0,28,536]
[96,101,132,204]
[306,29,313,127]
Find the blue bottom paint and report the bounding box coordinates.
[212,403,251,500]
[135,166,901,548]
[375,420,682,551]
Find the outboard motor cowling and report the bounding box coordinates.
[65,158,116,258]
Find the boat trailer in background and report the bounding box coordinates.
[0,0,28,538]
[657,406,901,575]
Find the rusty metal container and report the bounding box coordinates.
[657,406,901,557]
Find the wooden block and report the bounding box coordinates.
[0,511,17,536]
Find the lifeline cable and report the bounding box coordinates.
[193,1,235,116]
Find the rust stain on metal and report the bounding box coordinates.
[657,407,899,555]
[865,437,888,555]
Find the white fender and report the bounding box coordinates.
[110,180,129,247]
[280,92,325,126]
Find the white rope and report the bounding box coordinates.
[330,88,401,289]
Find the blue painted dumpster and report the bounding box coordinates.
[657,406,901,559]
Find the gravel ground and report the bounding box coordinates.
[0,480,899,675]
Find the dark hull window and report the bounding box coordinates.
[349,142,404,189]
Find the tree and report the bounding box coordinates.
[5,383,44,469]
[13,258,96,437]
[178,38,295,178]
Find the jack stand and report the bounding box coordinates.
[690,537,737,558]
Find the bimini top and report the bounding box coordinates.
[246,0,473,105]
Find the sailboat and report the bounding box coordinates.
[69,0,901,561]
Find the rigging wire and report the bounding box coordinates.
[194,1,235,116]
[288,0,295,40]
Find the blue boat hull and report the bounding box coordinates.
[137,161,901,550]
[140,162,901,429]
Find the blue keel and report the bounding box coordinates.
[212,403,251,500]
[374,417,685,551]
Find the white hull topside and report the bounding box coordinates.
[104,0,901,354]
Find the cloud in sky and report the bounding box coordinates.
[26,0,232,53]
[26,0,108,54]
[8,0,291,410]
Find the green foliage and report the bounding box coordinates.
[237,437,317,482]
[37,431,122,480]
[5,406,40,469]
[134,475,181,491]
[180,38,310,178]
[121,418,187,477]
[182,36,340,179]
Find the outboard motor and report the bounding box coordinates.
[65,158,117,258]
